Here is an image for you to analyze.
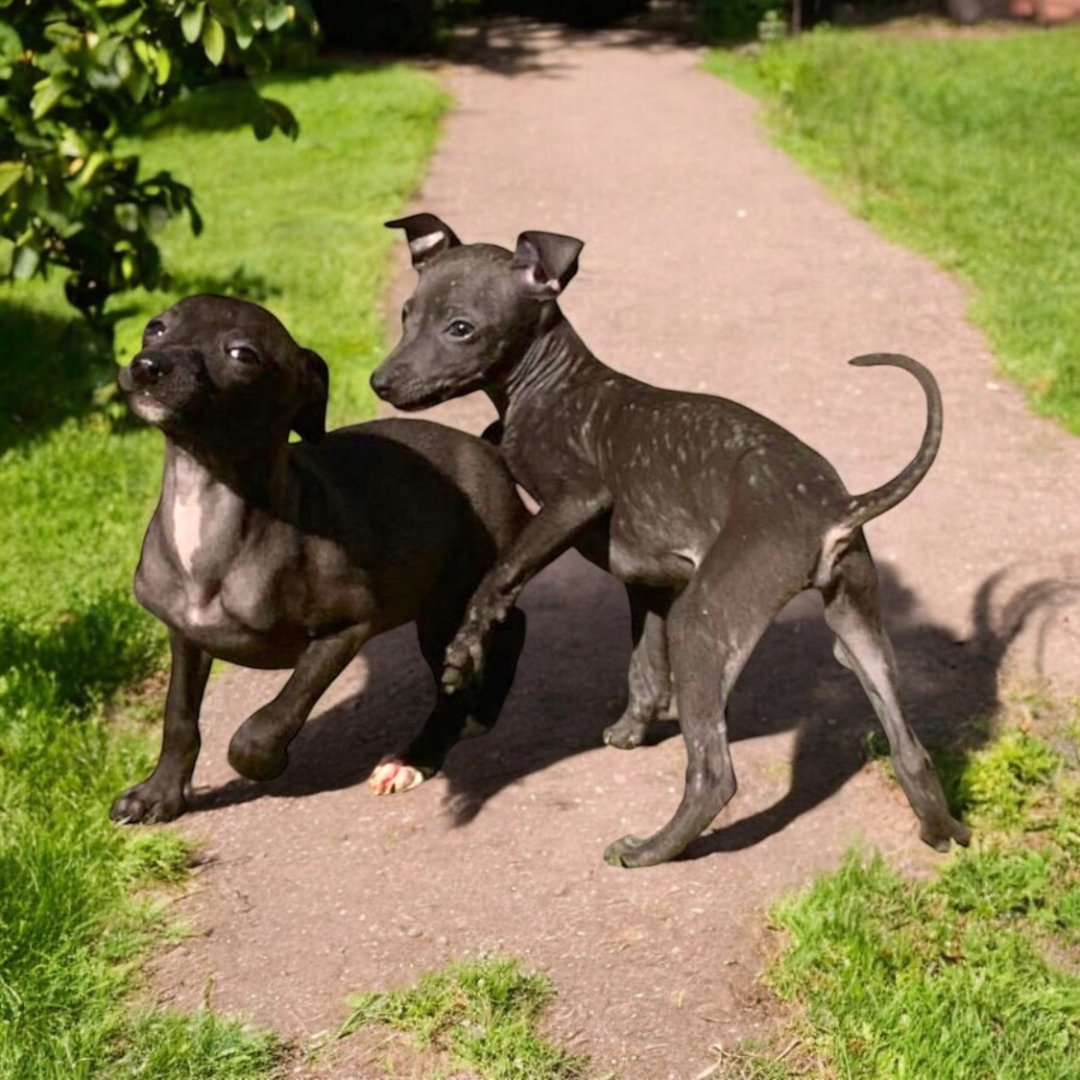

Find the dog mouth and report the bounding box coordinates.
[382,386,447,412]
[123,387,174,425]
[372,371,483,412]
[118,366,175,425]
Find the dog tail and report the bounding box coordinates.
[842,352,943,531]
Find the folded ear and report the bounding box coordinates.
[291,348,329,442]
[512,230,584,299]
[386,213,462,269]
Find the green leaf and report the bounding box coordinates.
[11,244,40,280]
[58,127,89,159]
[43,21,81,47]
[153,45,171,84]
[30,76,68,121]
[73,151,109,189]
[122,60,151,103]
[233,21,255,50]
[264,2,291,32]
[0,20,23,61]
[201,17,225,65]
[180,2,205,44]
[132,38,171,85]
[109,8,146,37]
[0,160,24,198]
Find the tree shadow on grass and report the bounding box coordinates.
[162,266,283,307]
[138,61,391,141]
[0,266,282,454]
[187,551,1074,856]
[0,299,115,453]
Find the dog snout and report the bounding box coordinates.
[369,362,399,402]
[120,351,174,392]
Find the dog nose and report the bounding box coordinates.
[123,351,172,389]
[369,365,391,398]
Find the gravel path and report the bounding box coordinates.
[150,22,1080,1080]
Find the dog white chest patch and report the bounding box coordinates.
[167,454,234,578]
[171,486,204,574]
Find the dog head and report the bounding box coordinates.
[118,295,329,448]
[370,214,583,411]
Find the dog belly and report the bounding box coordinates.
[607,538,696,586]
[161,595,312,668]
[183,622,309,669]
[605,507,703,586]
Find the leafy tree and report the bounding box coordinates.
[0,0,313,323]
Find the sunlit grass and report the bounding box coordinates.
[338,957,587,1080]
[728,692,1080,1079]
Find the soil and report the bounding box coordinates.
[146,21,1080,1080]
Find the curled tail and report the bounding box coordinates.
[843,353,943,530]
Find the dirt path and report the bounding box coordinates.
[150,22,1080,1080]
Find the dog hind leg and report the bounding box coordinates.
[605,519,807,868]
[821,537,971,851]
[604,584,674,749]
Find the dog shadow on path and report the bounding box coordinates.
[189,552,1070,854]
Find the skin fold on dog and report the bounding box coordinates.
[111,294,528,825]
[370,213,972,869]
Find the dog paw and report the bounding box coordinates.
[603,715,651,750]
[603,833,676,869]
[921,813,972,853]
[442,630,486,693]
[110,782,185,825]
[603,834,652,868]
[369,760,426,795]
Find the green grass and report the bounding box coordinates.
[337,957,587,1080]
[0,59,448,1078]
[743,692,1080,1079]
[705,24,1080,433]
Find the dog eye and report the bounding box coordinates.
[447,319,474,339]
[227,345,260,364]
[145,319,166,339]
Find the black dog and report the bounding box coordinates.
[111,294,527,824]
[371,214,971,867]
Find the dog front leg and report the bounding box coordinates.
[111,629,212,824]
[443,491,610,692]
[228,625,372,781]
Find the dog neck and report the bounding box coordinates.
[491,310,601,417]
[158,440,291,578]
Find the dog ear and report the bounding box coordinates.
[386,213,461,269]
[512,230,584,300]
[291,349,329,442]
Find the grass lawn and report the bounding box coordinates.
[338,956,587,1079]
[0,59,448,1078]
[747,693,1080,1079]
[705,24,1080,434]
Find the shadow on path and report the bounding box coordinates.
[444,16,701,79]
[187,552,1072,852]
